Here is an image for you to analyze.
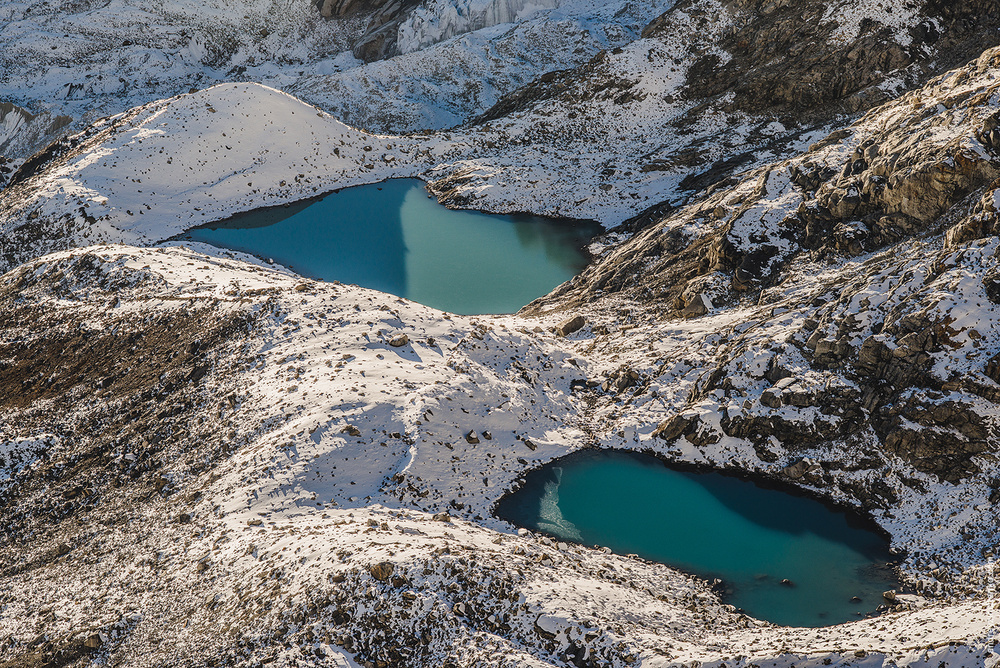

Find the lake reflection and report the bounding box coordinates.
[496,449,902,627]
[182,179,601,314]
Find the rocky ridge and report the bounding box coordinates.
[520,42,1000,594]
[533,44,1000,485]
[1,243,999,668]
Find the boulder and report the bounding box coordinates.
[554,315,585,337]
[761,388,783,409]
[533,614,561,640]
[601,365,640,393]
[680,293,712,318]
[369,561,395,581]
[782,457,819,479]
[388,333,409,347]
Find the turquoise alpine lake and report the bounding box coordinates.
[495,450,901,627]
[181,178,601,315]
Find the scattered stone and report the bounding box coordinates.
[388,333,409,347]
[883,590,898,603]
[680,293,712,318]
[369,562,394,582]
[432,512,451,522]
[465,430,480,444]
[602,366,640,393]
[341,425,361,437]
[782,457,820,479]
[554,315,585,337]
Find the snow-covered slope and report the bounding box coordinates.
[5,1,1000,667]
[0,0,355,168]
[8,0,999,244]
[2,243,1000,668]
[0,0,675,178]
[0,83,439,272]
[286,0,674,132]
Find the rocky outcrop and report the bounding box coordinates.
[673,0,1000,119]
[315,0,423,61]
[536,44,1000,312]
[539,44,1000,486]
[473,0,1000,208]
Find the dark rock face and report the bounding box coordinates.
[473,0,1000,206]
[673,0,1000,120]
[538,45,1000,311]
[315,0,422,61]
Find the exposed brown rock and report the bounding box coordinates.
[369,561,395,581]
[554,315,586,337]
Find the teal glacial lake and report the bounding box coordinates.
[181,179,601,315]
[495,450,901,627]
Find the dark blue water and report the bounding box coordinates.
[496,450,901,627]
[181,179,601,314]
